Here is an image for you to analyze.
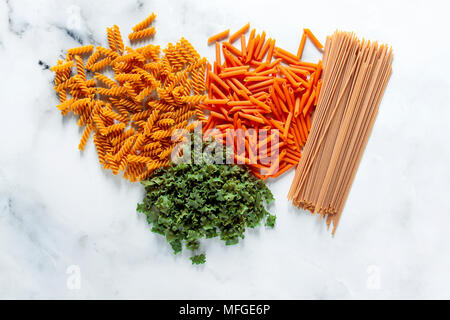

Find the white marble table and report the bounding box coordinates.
[1,0,450,299]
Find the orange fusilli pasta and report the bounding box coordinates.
[132,13,157,32]
[128,27,156,42]
[51,15,208,182]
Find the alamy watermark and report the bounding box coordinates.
[66,265,81,290]
[66,5,82,30]
[366,265,381,290]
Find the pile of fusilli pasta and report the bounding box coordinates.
[51,13,208,182]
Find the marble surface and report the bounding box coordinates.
[1,0,450,299]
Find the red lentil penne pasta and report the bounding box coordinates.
[304,28,323,51]
[208,29,230,44]
[204,98,230,105]
[201,25,324,179]
[229,23,250,43]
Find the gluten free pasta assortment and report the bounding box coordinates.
[51,12,392,262]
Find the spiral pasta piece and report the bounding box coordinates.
[143,109,160,136]
[85,50,101,69]
[93,133,107,165]
[106,27,117,52]
[128,27,156,42]
[94,73,117,87]
[119,98,142,113]
[67,45,94,56]
[58,89,67,104]
[127,155,154,163]
[88,57,112,72]
[78,125,92,150]
[179,95,207,104]
[180,37,200,59]
[96,86,127,97]
[72,55,84,81]
[115,73,141,83]
[132,13,157,32]
[112,25,124,55]
[151,129,173,140]
[114,135,136,162]
[50,61,74,73]
[101,107,127,123]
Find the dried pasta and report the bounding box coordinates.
[132,13,157,32]
[128,27,156,42]
[288,31,393,234]
[67,45,94,56]
[113,25,125,55]
[208,29,230,44]
[51,14,207,182]
[201,27,323,180]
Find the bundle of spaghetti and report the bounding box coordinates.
[288,31,393,234]
[51,13,207,182]
[201,26,323,179]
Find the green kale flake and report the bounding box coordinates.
[137,136,275,264]
[190,254,206,265]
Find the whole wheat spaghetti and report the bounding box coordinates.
[288,31,393,234]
